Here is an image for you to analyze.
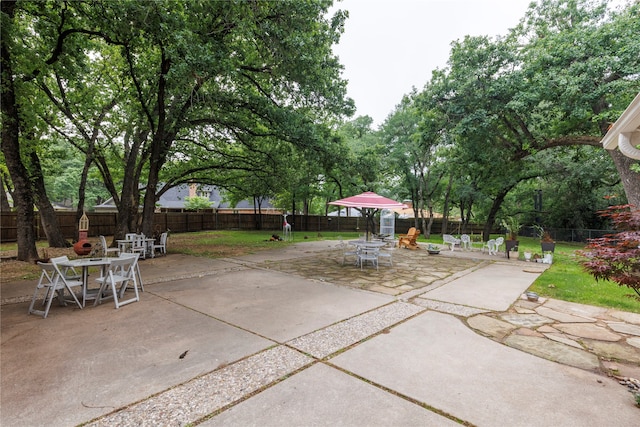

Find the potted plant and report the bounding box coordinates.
[541,231,555,253]
[502,216,521,252]
[533,225,555,253]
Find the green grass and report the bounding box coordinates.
[422,234,640,313]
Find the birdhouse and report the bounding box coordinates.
[74,212,92,256]
[79,212,89,231]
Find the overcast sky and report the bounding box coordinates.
[329,0,533,127]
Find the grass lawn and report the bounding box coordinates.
[2,230,639,313]
[422,234,640,314]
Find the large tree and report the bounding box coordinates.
[1,0,39,260]
[412,0,640,237]
[6,0,353,254]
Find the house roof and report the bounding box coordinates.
[94,184,276,211]
[601,92,640,158]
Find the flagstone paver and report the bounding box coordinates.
[499,313,555,328]
[583,340,640,364]
[258,248,481,295]
[610,310,640,325]
[504,335,601,371]
[606,322,640,336]
[467,314,517,340]
[535,306,596,323]
[554,323,623,342]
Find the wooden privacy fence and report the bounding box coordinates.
[0,211,484,243]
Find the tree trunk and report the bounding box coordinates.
[74,136,95,238]
[482,187,511,241]
[1,1,39,261]
[0,175,11,212]
[441,178,453,234]
[608,148,640,207]
[29,150,69,247]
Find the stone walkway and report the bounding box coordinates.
[262,243,640,386]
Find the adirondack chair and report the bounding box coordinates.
[398,227,421,250]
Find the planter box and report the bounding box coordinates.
[541,242,555,253]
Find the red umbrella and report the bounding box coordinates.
[329,192,407,239]
[328,192,407,210]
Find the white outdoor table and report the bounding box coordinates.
[61,258,112,307]
[348,240,387,249]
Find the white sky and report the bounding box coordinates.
[329,0,533,126]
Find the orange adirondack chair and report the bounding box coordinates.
[398,227,421,249]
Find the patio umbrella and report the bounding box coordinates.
[328,192,407,240]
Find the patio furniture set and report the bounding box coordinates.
[443,234,505,255]
[341,238,394,271]
[28,233,167,319]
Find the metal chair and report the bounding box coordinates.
[460,234,472,250]
[358,248,379,270]
[494,237,505,254]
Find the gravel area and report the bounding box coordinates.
[412,298,490,317]
[287,302,425,359]
[88,346,312,427]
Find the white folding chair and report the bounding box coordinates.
[152,232,168,257]
[99,235,120,257]
[94,254,140,308]
[118,252,144,292]
[28,260,84,318]
[130,234,147,259]
[28,263,65,318]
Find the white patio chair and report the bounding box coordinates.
[377,242,394,266]
[152,232,168,257]
[28,259,84,318]
[460,234,471,250]
[49,255,82,281]
[28,262,78,318]
[358,247,379,270]
[130,234,147,259]
[94,254,140,308]
[99,235,120,257]
[338,239,359,265]
[494,237,505,255]
[118,252,144,292]
[482,239,497,255]
[443,234,460,251]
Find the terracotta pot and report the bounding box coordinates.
[73,239,92,256]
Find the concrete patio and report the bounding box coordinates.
[1,240,639,426]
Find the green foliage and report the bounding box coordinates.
[184,196,212,211]
[580,205,640,301]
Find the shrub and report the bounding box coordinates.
[580,205,640,301]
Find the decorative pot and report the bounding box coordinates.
[541,242,555,253]
[73,239,92,256]
[505,240,519,252]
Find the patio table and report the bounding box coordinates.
[117,238,155,258]
[60,258,112,307]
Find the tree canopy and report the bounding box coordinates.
[2,0,639,260]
